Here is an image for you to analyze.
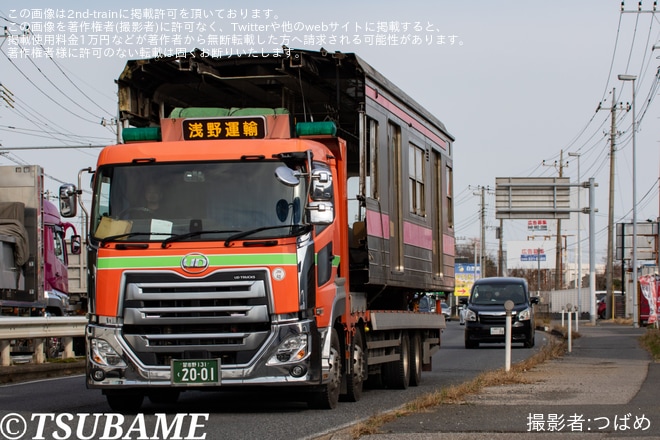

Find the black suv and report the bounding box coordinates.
[463,277,539,349]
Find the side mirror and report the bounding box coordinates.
[308,201,333,225]
[70,234,82,255]
[459,297,468,305]
[274,166,301,187]
[59,184,78,218]
[310,169,333,201]
[530,296,540,305]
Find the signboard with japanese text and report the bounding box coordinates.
[183,116,266,141]
[506,240,556,270]
[527,219,548,232]
[455,263,480,297]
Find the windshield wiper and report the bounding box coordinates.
[161,230,240,248]
[224,224,311,247]
[100,232,174,247]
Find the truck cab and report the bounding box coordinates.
[0,165,80,317]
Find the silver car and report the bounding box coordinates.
[440,302,451,321]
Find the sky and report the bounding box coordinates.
[0,0,658,269]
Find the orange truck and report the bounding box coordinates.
[59,49,455,411]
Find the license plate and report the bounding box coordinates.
[490,327,505,335]
[171,359,220,385]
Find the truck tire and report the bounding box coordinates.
[308,328,342,409]
[409,332,422,387]
[105,390,144,414]
[344,328,366,402]
[383,331,410,390]
[45,338,61,359]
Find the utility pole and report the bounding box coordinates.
[471,185,492,278]
[480,187,486,277]
[597,88,625,318]
[470,185,487,277]
[497,218,504,276]
[568,151,582,315]
[543,154,567,289]
[556,151,564,290]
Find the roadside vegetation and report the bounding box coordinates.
[342,322,659,439]
[640,327,660,361]
[347,331,568,439]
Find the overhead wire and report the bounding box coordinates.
[3,35,104,121]
[2,92,112,146]
[25,28,115,118]
[490,5,660,269]
[0,11,115,119]
[0,46,100,124]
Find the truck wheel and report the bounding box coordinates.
[344,328,366,402]
[309,328,342,409]
[524,334,535,348]
[383,331,409,390]
[105,391,144,414]
[409,332,422,387]
[45,338,61,359]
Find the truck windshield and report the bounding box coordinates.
[91,161,306,243]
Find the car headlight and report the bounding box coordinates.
[517,307,532,321]
[465,309,477,322]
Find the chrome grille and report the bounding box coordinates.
[121,272,271,367]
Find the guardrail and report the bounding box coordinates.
[0,316,86,366]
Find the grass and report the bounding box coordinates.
[46,356,85,364]
[640,327,660,361]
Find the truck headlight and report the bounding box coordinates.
[517,307,532,321]
[465,309,477,322]
[90,338,126,367]
[267,334,309,365]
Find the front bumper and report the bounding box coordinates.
[86,319,327,389]
[465,320,533,343]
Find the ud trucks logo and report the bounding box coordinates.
[181,253,209,274]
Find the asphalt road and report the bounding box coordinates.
[0,320,549,440]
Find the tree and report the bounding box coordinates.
[596,260,622,291]
[455,239,497,277]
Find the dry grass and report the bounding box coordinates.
[640,327,660,361]
[347,335,567,439]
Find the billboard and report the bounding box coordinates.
[527,219,548,232]
[506,241,556,270]
[495,177,571,219]
[455,263,480,297]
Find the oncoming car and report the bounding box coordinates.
[440,302,451,321]
[463,277,539,349]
